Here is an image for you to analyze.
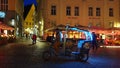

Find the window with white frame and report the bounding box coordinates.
[88,7,93,16]
[96,8,100,16]
[66,6,71,16]
[109,8,114,17]
[51,5,56,15]
[74,7,79,16]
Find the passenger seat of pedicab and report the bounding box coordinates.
[77,39,85,49]
[77,39,91,51]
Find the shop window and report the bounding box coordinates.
[96,22,101,27]
[109,22,114,28]
[88,22,93,27]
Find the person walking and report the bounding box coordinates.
[91,32,98,51]
[53,29,63,54]
[32,34,37,44]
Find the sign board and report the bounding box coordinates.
[0,11,5,18]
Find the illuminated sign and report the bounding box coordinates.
[0,11,5,18]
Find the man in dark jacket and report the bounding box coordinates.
[92,32,98,50]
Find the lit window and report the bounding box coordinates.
[88,22,92,27]
[26,22,28,25]
[11,19,15,26]
[109,21,114,27]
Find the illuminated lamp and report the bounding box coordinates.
[0,11,5,18]
[11,19,15,26]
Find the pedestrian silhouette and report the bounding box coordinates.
[91,32,98,51]
[32,34,37,44]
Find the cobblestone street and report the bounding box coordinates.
[0,38,120,68]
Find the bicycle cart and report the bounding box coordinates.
[42,27,93,62]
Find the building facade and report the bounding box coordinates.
[0,0,24,37]
[36,0,44,37]
[23,4,36,35]
[37,0,120,33]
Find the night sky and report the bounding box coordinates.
[24,0,37,6]
[24,0,37,19]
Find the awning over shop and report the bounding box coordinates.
[87,26,107,34]
[107,27,120,30]
[0,22,14,30]
[45,24,66,32]
[89,26,106,30]
[107,27,120,35]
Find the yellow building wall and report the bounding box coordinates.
[24,4,35,32]
[40,0,120,30]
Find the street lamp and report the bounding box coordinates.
[39,21,42,24]
[38,20,44,37]
[11,19,15,26]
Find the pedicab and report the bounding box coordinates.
[42,26,93,62]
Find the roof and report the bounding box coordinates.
[24,5,32,19]
[24,4,37,20]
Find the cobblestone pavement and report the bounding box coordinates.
[0,38,120,68]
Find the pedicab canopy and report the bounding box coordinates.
[45,25,93,41]
[68,27,93,41]
[68,27,93,48]
[45,25,93,49]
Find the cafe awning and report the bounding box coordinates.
[89,26,106,30]
[0,22,14,30]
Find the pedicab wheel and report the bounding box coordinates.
[42,51,51,61]
[79,53,89,62]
